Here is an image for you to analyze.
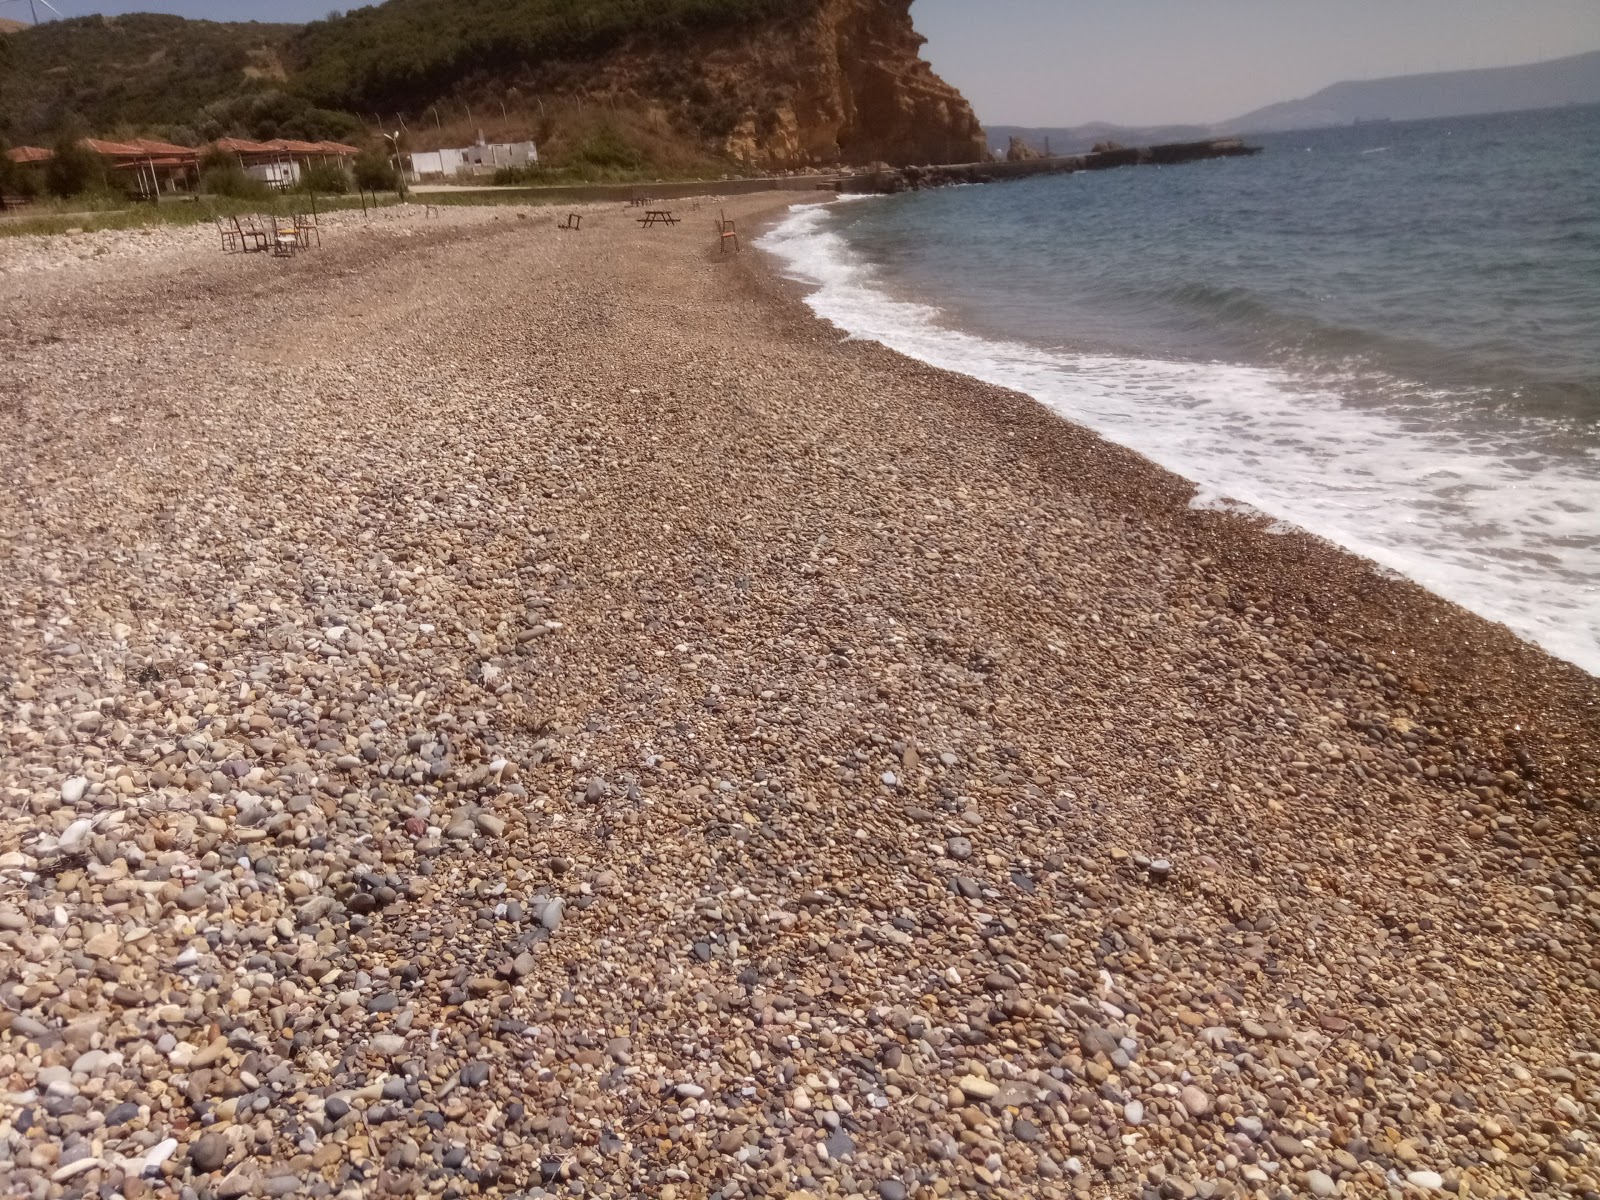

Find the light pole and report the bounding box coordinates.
[382,132,407,201]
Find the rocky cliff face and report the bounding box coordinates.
[729,0,987,166]
[596,0,987,168]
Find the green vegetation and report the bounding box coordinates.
[352,149,398,194]
[43,135,104,199]
[0,0,807,177]
[296,161,350,195]
[0,134,37,198]
[0,193,399,239]
[198,164,271,202]
[288,0,791,113]
[2,14,296,140]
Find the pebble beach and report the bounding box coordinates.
[2,194,1598,1200]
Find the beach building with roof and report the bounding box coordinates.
[212,137,361,188]
[7,134,362,196]
[7,138,201,196]
[4,145,53,188]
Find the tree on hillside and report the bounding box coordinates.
[44,129,103,197]
[352,146,397,193]
[0,29,14,135]
[0,134,36,197]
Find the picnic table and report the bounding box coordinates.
[637,209,679,228]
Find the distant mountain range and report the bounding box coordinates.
[989,49,1600,149]
[1225,49,1600,132]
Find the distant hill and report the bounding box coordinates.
[1,13,308,139]
[0,17,28,34]
[1226,50,1600,133]
[984,122,1212,157]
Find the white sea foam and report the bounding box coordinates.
[757,202,1600,676]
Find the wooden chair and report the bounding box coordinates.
[236,214,269,253]
[215,215,243,253]
[293,211,321,249]
[716,211,740,254]
[558,213,583,231]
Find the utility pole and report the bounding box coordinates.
[382,132,408,201]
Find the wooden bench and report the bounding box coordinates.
[0,193,33,213]
[638,210,679,228]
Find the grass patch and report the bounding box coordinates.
[0,193,400,239]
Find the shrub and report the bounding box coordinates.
[0,137,36,198]
[200,163,270,200]
[199,146,236,174]
[352,147,398,192]
[491,164,543,186]
[44,137,104,199]
[296,160,350,194]
[570,126,643,171]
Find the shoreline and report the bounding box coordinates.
[746,196,1599,781]
[2,194,1597,1200]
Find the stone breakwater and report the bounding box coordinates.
[1,196,1598,1200]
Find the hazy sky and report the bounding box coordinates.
[915,0,1600,125]
[24,0,1600,126]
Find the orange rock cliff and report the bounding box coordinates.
[586,0,989,168]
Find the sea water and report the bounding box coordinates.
[758,105,1600,675]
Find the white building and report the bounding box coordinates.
[244,159,301,188]
[408,140,538,181]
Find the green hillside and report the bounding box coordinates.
[0,0,794,144]
[0,14,316,140]
[289,0,791,114]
